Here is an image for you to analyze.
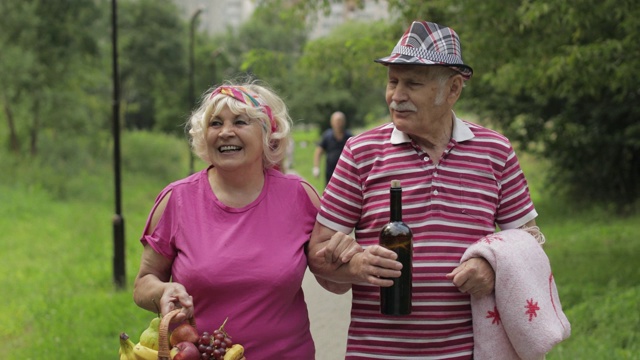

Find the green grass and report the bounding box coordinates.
[1,129,639,359]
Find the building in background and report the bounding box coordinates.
[309,0,389,39]
[174,0,389,38]
[176,0,256,35]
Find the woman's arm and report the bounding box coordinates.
[133,191,194,323]
[301,182,360,294]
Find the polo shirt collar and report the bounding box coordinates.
[390,112,475,144]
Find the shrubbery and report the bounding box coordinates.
[0,130,189,201]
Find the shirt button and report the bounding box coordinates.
[423,157,429,161]
[434,172,438,177]
[434,189,439,196]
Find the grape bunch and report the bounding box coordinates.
[196,319,234,360]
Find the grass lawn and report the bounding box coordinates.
[1,129,638,359]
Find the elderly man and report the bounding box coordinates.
[308,21,538,359]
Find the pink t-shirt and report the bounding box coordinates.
[142,167,318,359]
[318,117,537,359]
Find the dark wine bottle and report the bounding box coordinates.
[379,179,413,315]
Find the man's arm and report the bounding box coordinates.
[445,218,540,298]
[312,146,324,178]
[520,218,537,229]
[308,221,402,292]
[517,218,546,245]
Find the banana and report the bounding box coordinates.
[118,332,136,360]
[133,341,159,360]
[224,344,245,360]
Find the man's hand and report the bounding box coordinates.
[308,223,402,287]
[312,166,320,178]
[348,245,402,287]
[446,257,495,298]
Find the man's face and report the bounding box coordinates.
[385,65,452,134]
[330,114,345,132]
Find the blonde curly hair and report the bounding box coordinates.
[186,79,292,169]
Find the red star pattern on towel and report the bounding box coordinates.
[480,233,504,245]
[525,298,540,321]
[486,306,501,325]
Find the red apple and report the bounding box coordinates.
[170,323,200,347]
[170,341,200,360]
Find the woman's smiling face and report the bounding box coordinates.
[206,104,264,171]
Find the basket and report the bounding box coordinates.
[156,308,246,360]
[157,308,196,360]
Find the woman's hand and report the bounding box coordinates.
[160,283,194,323]
[315,231,363,265]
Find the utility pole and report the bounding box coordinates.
[111,0,125,289]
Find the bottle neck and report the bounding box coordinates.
[390,188,402,221]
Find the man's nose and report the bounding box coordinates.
[391,85,409,102]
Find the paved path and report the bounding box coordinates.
[302,268,352,360]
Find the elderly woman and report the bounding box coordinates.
[133,80,331,359]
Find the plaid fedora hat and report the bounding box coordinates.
[375,20,473,80]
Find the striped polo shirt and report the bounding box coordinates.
[317,115,537,359]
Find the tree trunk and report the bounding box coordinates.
[29,98,40,156]
[2,94,20,153]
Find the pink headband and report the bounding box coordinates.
[209,86,276,133]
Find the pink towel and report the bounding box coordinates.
[460,229,571,360]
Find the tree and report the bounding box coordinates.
[441,0,640,210]
[118,0,189,134]
[203,1,396,130]
[234,0,309,94]
[303,0,640,210]
[292,20,399,129]
[0,0,104,155]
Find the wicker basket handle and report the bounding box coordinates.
[157,308,197,360]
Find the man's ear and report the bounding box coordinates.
[447,75,464,104]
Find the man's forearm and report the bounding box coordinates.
[313,146,323,167]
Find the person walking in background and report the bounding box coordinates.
[308,21,545,359]
[133,80,350,359]
[313,111,353,184]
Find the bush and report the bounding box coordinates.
[0,130,190,202]
[120,130,190,183]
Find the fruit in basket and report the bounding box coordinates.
[170,341,201,360]
[132,341,159,360]
[139,316,161,350]
[118,332,136,360]
[195,318,242,360]
[170,323,200,347]
[223,344,244,360]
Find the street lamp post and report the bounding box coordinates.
[111,0,125,289]
[188,7,203,175]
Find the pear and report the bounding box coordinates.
[139,316,161,350]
